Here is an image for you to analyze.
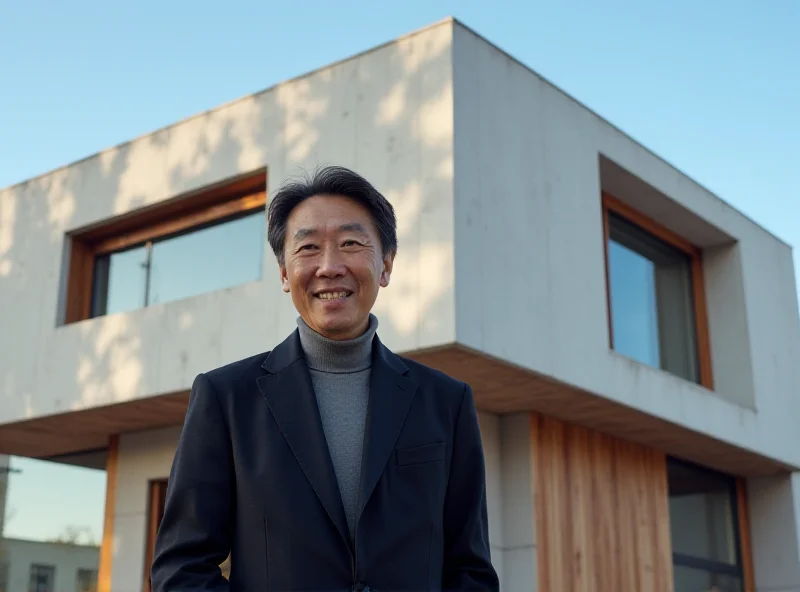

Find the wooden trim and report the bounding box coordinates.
[602,192,698,256]
[98,434,119,592]
[601,191,713,389]
[63,169,267,324]
[94,190,265,255]
[736,479,756,592]
[142,479,168,592]
[601,200,614,349]
[65,238,95,323]
[691,255,714,389]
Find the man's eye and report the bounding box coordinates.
[342,240,359,247]
[299,244,316,251]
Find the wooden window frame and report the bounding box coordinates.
[666,457,755,592]
[142,479,168,592]
[601,192,714,389]
[64,169,267,324]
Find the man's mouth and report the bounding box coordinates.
[314,290,352,301]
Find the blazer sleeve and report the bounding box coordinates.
[150,373,233,591]
[442,384,500,591]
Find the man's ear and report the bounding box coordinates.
[379,251,395,288]
[279,265,290,293]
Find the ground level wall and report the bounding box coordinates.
[103,411,800,592]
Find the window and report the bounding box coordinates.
[668,458,750,592]
[143,479,230,591]
[28,564,55,592]
[602,193,712,387]
[65,170,267,323]
[0,561,8,592]
[76,568,98,592]
[143,479,168,592]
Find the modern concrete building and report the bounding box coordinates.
[1,17,798,592]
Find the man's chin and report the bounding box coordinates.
[314,315,367,339]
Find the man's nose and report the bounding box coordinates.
[316,248,346,277]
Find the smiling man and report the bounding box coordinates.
[151,166,499,591]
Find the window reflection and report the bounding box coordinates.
[668,458,743,591]
[92,245,148,316]
[1,456,104,592]
[608,240,660,367]
[90,210,265,318]
[607,212,699,382]
[149,211,265,306]
[673,565,742,592]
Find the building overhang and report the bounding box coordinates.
[0,345,791,477]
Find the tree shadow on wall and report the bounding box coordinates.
[0,21,457,438]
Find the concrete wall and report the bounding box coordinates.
[452,22,800,469]
[499,414,536,591]
[477,412,537,592]
[748,473,800,592]
[0,455,8,538]
[112,426,180,592]
[1,537,98,592]
[0,21,456,426]
[477,412,504,586]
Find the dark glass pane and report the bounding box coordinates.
[100,245,148,315]
[28,564,55,592]
[148,211,264,306]
[668,460,739,565]
[608,212,698,382]
[673,564,742,592]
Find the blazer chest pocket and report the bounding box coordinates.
[396,442,446,467]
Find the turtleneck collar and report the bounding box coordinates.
[296,313,378,373]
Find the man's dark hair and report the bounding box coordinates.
[267,165,398,265]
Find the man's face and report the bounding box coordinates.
[280,194,394,340]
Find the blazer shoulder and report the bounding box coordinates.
[397,355,468,397]
[202,350,270,391]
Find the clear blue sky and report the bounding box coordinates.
[1,0,798,541]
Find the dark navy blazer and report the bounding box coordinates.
[150,329,499,591]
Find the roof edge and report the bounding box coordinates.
[449,18,793,250]
[0,17,457,194]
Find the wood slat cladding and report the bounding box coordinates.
[530,413,674,592]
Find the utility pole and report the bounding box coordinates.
[0,457,21,538]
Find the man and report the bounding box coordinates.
[151,166,499,591]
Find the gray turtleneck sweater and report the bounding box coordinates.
[296,313,378,539]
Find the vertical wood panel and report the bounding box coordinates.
[65,238,95,323]
[142,479,168,592]
[737,479,756,592]
[98,434,119,592]
[691,255,715,389]
[531,414,674,592]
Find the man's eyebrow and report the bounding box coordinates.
[293,223,367,241]
[293,228,317,241]
[339,223,367,234]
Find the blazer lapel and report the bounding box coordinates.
[357,335,418,524]
[256,330,351,551]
